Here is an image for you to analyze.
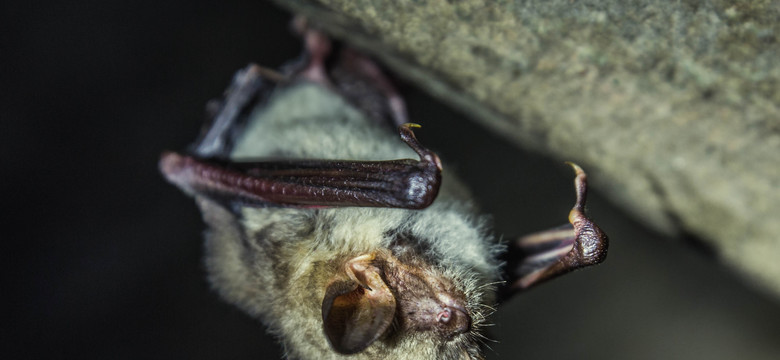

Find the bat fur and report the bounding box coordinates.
[197,83,503,359]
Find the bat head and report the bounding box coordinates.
[322,251,472,354]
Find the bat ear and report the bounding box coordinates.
[321,255,396,354]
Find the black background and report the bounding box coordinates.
[4,1,780,359]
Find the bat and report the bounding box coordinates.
[160,24,608,360]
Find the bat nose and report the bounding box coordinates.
[437,306,471,337]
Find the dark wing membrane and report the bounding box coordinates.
[499,164,608,300]
[192,64,273,159]
[160,124,442,209]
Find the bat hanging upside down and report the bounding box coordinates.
[160,23,608,360]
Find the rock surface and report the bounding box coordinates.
[272,0,780,296]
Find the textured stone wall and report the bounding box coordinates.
[272,0,780,296]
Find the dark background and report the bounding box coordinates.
[4,1,779,359]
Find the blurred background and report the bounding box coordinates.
[3,1,779,359]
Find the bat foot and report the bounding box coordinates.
[290,16,410,128]
[291,17,333,86]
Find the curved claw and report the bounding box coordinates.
[399,123,442,171]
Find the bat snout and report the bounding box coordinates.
[435,295,471,338]
[438,306,471,337]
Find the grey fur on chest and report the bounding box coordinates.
[232,83,416,161]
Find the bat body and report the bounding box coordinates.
[198,83,500,359]
[161,26,607,360]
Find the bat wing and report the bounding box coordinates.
[160,124,442,209]
[499,163,608,300]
